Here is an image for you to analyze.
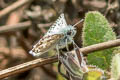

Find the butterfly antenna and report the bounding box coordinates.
[73,19,84,27]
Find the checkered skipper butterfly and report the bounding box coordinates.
[29,13,83,56]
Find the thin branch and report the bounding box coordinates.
[80,39,120,54]
[0,21,31,34]
[0,57,57,79]
[0,0,33,19]
[0,22,52,34]
[37,22,52,28]
[0,39,120,79]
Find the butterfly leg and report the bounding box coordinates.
[72,40,79,49]
[65,39,69,51]
[56,44,60,58]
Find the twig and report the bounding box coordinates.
[0,0,33,19]
[0,39,120,79]
[0,21,31,34]
[0,56,57,79]
[79,39,120,54]
[0,22,52,34]
[37,22,52,28]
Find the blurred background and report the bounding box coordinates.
[0,0,120,80]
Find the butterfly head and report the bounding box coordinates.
[64,25,76,40]
[63,19,84,41]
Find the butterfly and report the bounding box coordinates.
[29,13,83,57]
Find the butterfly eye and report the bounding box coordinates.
[67,31,72,35]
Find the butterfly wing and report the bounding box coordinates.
[45,13,67,36]
[29,34,63,57]
[29,13,67,57]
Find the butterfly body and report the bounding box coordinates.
[29,13,76,57]
[57,25,76,49]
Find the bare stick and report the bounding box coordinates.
[0,39,120,79]
[73,19,84,27]
[80,39,120,54]
[0,22,52,34]
[0,21,31,33]
[0,57,57,79]
[0,0,33,19]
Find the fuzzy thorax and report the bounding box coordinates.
[57,25,76,49]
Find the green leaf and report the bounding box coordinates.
[83,69,105,80]
[111,53,120,80]
[82,11,116,70]
[57,74,66,80]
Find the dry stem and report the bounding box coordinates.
[0,0,33,19]
[0,39,120,79]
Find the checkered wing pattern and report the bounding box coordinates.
[45,13,67,36]
[29,34,63,56]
